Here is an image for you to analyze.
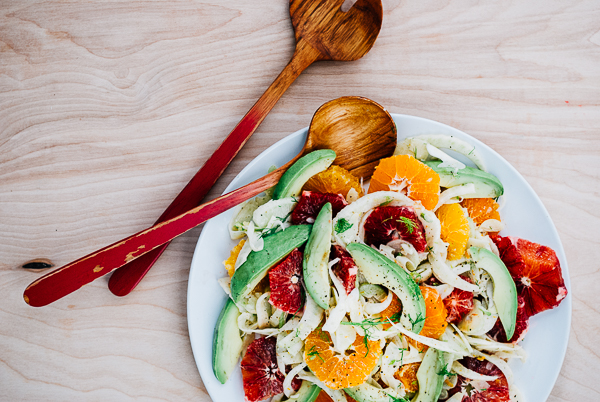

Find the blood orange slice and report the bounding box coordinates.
[291,191,348,225]
[492,235,568,317]
[362,206,428,252]
[488,295,529,343]
[304,325,382,390]
[241,337,285,402]
[450,357,510,402]
[331,245,358,295]
[443,287,474,324]
[303,165,364,198]
[368,155,440,210]
[269,248,303,314]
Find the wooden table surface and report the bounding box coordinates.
[1,0,599,400]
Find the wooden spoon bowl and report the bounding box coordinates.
[304,96,396,178]
[23,96,396,307]
[291,0,383,61]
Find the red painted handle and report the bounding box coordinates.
[107,40,321,296]
[23,160,300,307]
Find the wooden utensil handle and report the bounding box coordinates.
[107,40,321,296]
[23,158,301,307]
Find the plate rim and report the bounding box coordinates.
[187,113,572,401]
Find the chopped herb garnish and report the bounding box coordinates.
[436,364,457,377]
[397,216,416,234]
[408,312,426,329]
[334,218,353,234]
[465,384,475,397]
[387,393,410,402]
[380,197,393,207]
[481,309,492,316]
[307,345,324,362]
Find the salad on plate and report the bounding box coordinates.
[211,134,568,402]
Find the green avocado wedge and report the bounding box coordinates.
[303,203,333,309]
[344,382,394,402]
[469,246,518,340]
[273,149,336,200]
[231,225,311,303]
[346,243,426,333]
[424,160,504,198]
[212,299,243,384]
[412,348,445,402]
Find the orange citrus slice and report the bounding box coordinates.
[303,165,364,198]
[368,155,440,210]
[394,362,420,393]
[418,286,448,339]
[304,326,382,390]
[461,198,501,235]
[436,204,470,260]
[379,293,402,330]
[223,239,245,277]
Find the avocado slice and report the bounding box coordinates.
[346,243,426,334]
[231,225,311,303]
[344,382,394,402]
[212,299,243,384]
[288,381,321,402]
[424,160,503,198]
[273,149,336,200]
[469,246,518,340]
[303,203,333,309]
[412,348,445,402]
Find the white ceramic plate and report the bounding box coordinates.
[187,114,571,402]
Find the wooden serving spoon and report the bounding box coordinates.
[107,0,384,297]
[24,96,396,307]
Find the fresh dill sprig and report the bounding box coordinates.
[307,345,324,362]
[436,363,457,377]
[387,393,410,402]
[408,312,426,329]
[397,216,417,234]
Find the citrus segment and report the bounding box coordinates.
[268,248,304,313]
[379,292,402,330]
[241,337,285,402]
[461,198,501,235]
[331,245,358,295]
[223,239,245,277]
[492,235,567,317]
[291,191,348,225]
[368,155,440,210]
[418,286,448,339]
[304,326,382,390]
[303,165,364,198]
[443,287,474,324]
[449,357,510,402]
[394,362,420,393]
[362,206,428,252]
[436,203,470,260]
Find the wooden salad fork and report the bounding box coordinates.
[107,0,384,296]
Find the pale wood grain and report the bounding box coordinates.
[1,0,599,400]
